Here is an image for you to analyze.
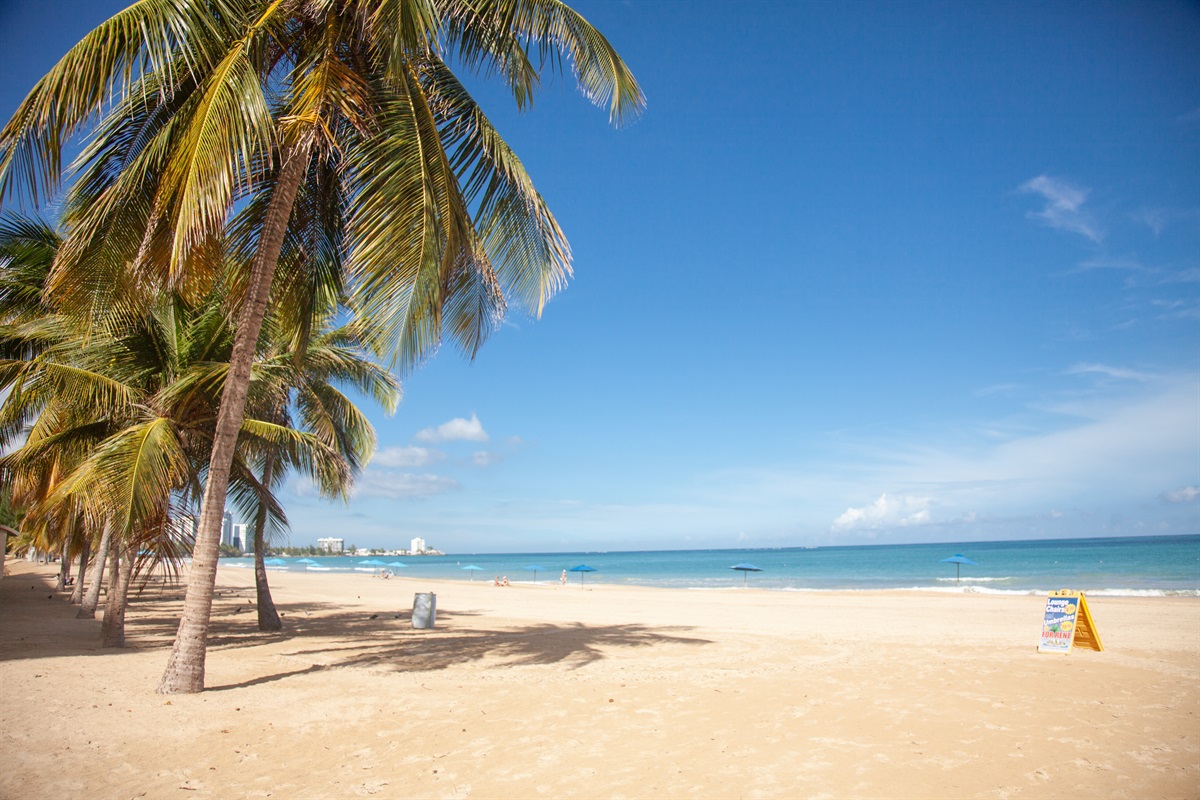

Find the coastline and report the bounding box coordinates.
[216,534,1200,596]
[2,560,1197,798]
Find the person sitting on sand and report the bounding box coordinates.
[493,576,501,586]
[501,576,510,586]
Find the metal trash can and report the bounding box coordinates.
[412,592,436,629]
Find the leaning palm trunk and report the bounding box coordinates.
[69,536,90,604]
[101,540,135,647]
[158,144,310,693]
[78,522,112,618]
[253,457,282,632]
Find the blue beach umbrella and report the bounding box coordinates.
[264,558,287,566]
[358,559,385,565]
[296,558,318,564]
[940,554,978,583]
[567,564,597,586]
[730,563,763,586]
[525,564,548,582]
[387,561,408,568]
[462,564,484,581]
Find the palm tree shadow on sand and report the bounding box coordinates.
[202,603,713,690]
[276,616,706,669]
[2,574,713,688]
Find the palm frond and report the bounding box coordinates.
[51,416,190,537]
[0,0,254,205]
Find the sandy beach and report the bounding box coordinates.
[1,559,1197,799]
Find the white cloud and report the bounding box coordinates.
[354,471,460,500]
[471,450,504,467]
[1163,267,1200,284]
[373,445,444,468]
[891,376,1200,505]
[415,413,489,443]
[1069,256,1146,275]
[1132,208,1168,236]
[1066,362,1152,382]
[1161,486,1199,504]
[1151,299,1200,321]
[1018,175,1103,243]
[832,493,932,531]
[289,471,459,500]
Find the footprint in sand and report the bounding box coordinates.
[352,780,388,796]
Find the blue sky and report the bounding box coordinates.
[2,1,1198,553]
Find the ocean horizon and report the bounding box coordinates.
[219,533,1200,597]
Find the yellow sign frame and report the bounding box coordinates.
[1037,590,1103,654]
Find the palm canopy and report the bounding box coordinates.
[0,215,395,555]
[1,0,643,368]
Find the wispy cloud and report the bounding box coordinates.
[1151,298,1200,320]
[414,413,489,443]
[1018,175,1104,243]
[472,450,504,467]
[1160,486,1199,504]
[1160,267,1200,285]
[1178,107,1200,125]
[373,445,444,468]
[1066,362,1152,382]
[353,471,460,500]
[1132,207,1169,236]
[291,471,460,500]
[973,383,1019,397]
[1129,204,1200,238]
[691,370,1199,543]
[1068,256,1146,276]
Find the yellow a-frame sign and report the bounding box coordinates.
[1038,590,1104,654]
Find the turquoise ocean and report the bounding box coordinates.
[222,534,1200,597]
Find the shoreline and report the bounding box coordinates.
[214,559,1200,598]
[3,560,1197,798]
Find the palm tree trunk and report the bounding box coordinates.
[158,142,310,694]
[101,540,135,647]
[78,522,112,618]
[254,456,283,631]
[56,537,70,591]
[70,536,90,604]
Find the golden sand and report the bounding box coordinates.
[2,560,1196,798]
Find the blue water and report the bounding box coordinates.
[220,534,1200,597]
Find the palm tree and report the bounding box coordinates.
[0,212,389,646]
[1,0,643,693]
[233,311,400,631]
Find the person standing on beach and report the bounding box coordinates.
[560,570,567,586]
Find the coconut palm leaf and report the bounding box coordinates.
[0,0,253,205]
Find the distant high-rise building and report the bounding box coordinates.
[317,537,344,553]
[232,523,248,552]
[221,512,234,547]
[410,536,426,555]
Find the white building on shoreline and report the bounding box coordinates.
[317,537,344,553]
